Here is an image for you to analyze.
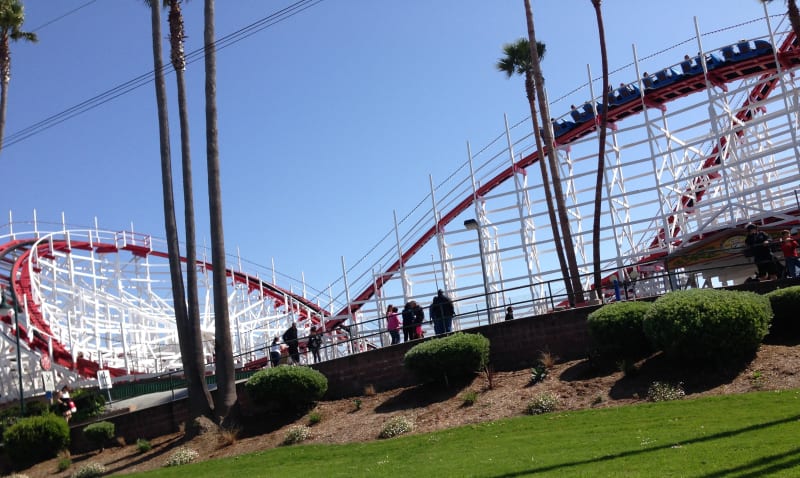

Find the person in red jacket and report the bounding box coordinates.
[780,229,799,278]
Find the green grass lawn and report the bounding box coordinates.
[129,389,800,477]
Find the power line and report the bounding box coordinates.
[29,0,98,33]
[3,0,324,149]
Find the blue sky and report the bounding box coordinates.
[1,0,784,294]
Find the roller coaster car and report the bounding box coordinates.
[643,67,683,91]
[608,84,640,106]
[552,118,577,138]
[570,103,596,124]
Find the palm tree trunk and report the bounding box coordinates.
[148,1,192,385]
[0,35,9,156]
[789,0,800,40]
[170,0,213,420]
[204,0,238,425]
[524,72,574,304]
[591,0,609,301]
[524,0,584,305]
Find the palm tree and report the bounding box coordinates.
[204,0,237,425]
[497,39,574,304]
[591,0,609,301]
[523,0,585,305]
[0,0,36,156]
[761,0,800,40]
[146,0,212,423]
[157,0,214,420]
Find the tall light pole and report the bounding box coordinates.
[464,219,493,323]
[0,295,24,414]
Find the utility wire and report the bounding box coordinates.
[3,0,324,149]
[29,0,98,33]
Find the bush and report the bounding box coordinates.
[82,421,115,450]
[2,414,70,467]
[647,381,685,402]
[765,286,800,337]
[70,463,106,478]
[245,366,328,409]
[587,301,653,360]
[642,289,771,365]
[71,389,106,423]
[379,416,414,439]
[403,333,490,384]
[164,447,199,467]
[525,392,560,415]
[282,425,311,445]
[136,438,152,453]
[307,411,322,425]
[57,456,72,472]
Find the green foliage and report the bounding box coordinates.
[282,425,311,445]
[69,462,106,478]
[245,366,328,409]
[525,392,560,415]
[379,416,414,439]
[461,390,478,406]
[587,300,653,360]
[57,456,72,471]
[642,289,772,365]
[647,381,685,402]
[307,411,322,425]
[2,414,70,467]
[82,421,115,450]
[403,333,490,384]
[21,400,50,417]
[164,447,199,467]
[352,399,362,411]
[71,389,106,423]
[765,286,800,336]
[136,438,152,453]
[530,362,548,384]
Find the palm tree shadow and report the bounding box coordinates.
[375,380,467,414]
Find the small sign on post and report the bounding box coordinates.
[41,370,55,392]
[97,369,113,402]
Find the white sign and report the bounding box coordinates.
[97,369,113,390]
[41,371,55,392]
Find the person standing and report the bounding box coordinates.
[429,289,455,335]
[412,300,426,338]
[780,229,799,278]
[505,306,514,321]
[386,305,401,345]
[57,386,74,423]
[745,223,777,280]
[307,325,323,363]
[269,337,282,367]
[282,322,300,365]
[401,302,416,342]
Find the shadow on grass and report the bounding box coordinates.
[375,380,468,414]
[486,414,800,477]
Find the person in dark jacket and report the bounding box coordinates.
[402,301,417,342]
[282,322,300,364]
[429,289,455,335]
[307,325,323,363]
[745,223,777,280]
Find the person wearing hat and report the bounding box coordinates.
[744,223,778,280]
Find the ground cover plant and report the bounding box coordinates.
[117,389,800,477]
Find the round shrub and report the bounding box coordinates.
[82,421,115,450]
[403,332,490,384]
[765,286,800,337]
[71,389,106,423]
[587,301,653,360]
[642,289,772,365]
[3,414,70,467]
[245,366,328,409]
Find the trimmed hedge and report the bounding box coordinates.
[765,286,800,337]
[83,421,115,450]
[245,366,328,409]
[587,301,653,360]
[403,332,490,384]
[643,289,772,365]
[2,414,70,467]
